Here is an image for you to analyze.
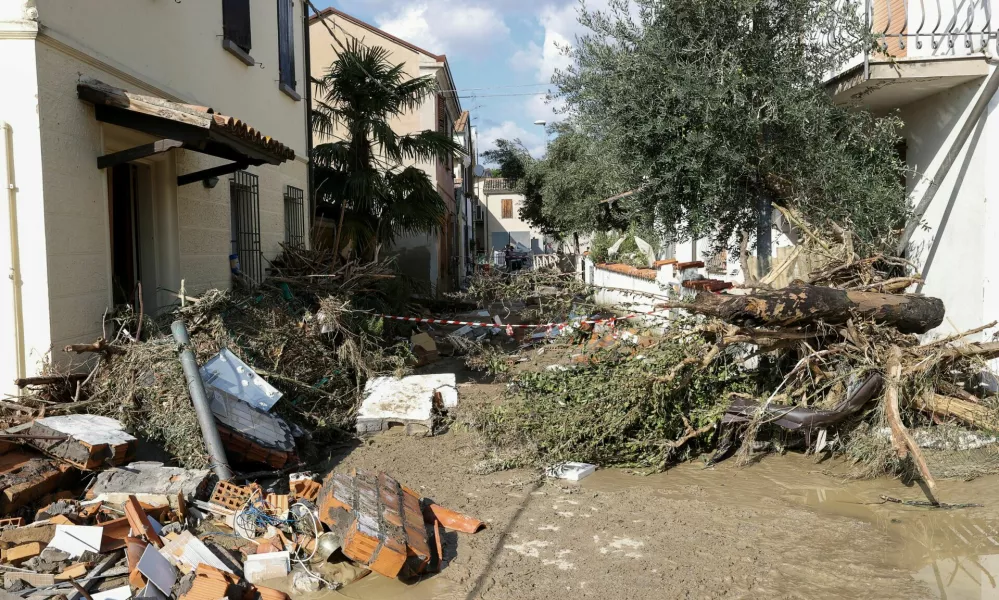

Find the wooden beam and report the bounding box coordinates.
[93,105,209,145]
[97,139,184,169]
[177,161,249,186]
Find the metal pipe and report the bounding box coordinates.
[170,320,233,481]
[1,122,26,389]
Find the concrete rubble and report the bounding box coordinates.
[356,374,459,435]
[0,420,482,599]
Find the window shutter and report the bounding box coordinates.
[502,199,513,219]
[277,0,296,88]
[223,0,252,53]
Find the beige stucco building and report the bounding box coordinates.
[0,0,310,398]
[309,8,465,294]
[474,178,548,259]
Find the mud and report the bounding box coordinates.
[306,426,999,600]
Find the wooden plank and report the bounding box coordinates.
[97,140,183,169]
[78,79,212,129]
[93,105,208,146]
[177,161,249,186]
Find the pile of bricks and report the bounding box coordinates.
[316,471,431,579]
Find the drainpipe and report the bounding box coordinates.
[303,2,315,238]
[897,64,999,255]
[171,320,233,481]
[1,122,26,389]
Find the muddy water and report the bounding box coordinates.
[585,455,999,599]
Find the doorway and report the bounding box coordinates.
[107,163,156,309]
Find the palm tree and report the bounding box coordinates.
[311,40,463,259]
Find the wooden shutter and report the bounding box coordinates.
[277,0,296,88]
[501,199,513,219]
[223,0,252,53]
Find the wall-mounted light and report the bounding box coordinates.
[203,176,219,189]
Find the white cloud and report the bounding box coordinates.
[374,2,510,57]
[518,1,615,122]
[478,120,547,161]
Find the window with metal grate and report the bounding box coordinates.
[284,185,305,249]
[230,171,263,284]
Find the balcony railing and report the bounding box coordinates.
[824,0,997,77]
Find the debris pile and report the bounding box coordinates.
[13,249,413,468]
[0,441,481,599]
[464,220,999,486]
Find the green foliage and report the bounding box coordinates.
[476,332,754,470]
[589,230,613,263]
[311,40,464,253]
[548,0,907,252]
[485,124,631,238]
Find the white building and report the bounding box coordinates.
[0,1,311,397]
[474,178,550,259]
[824,0,999,341]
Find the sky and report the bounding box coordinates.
[315,0,603,161]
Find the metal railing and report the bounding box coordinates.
[822,0,997,77]
[873,0,994,52]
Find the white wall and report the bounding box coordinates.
[476,180,547,255]
[902,78,989,340]
[0,3,310,396]
[583,258,667,322]
[34,0,308,157]
[0,32,53,395]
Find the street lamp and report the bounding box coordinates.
[534,120,548,154]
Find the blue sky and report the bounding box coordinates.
[316,0,603,160]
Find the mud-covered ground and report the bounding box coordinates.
[309,423,999,600]
[280,350,999,600]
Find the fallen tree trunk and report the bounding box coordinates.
[661,284,944,334]
[913,393,999,431]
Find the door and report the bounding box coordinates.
[108,164,156,309]
[108,164,139,306]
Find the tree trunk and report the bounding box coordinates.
[756,195,772,278]
[667,284,944,334]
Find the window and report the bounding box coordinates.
[437,95,453,170]
[277,0,300,100]
[222,0,254,66]
[284,185,305,248]
[501,198,513,219]
[230,171,263,283]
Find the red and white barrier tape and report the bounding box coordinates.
[375,308,666,331]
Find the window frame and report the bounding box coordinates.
[284,185,306,249]
[222,0,255,66]
[277,0,301,100]
[501,198,513,219]
[230,171,264,284]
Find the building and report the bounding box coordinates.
[309,8,465,294]
[0,0,311,397]
[824,0,999,341]
[453,111,478,281]
[474,178,549,259]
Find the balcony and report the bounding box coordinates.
[827,0,996,110]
